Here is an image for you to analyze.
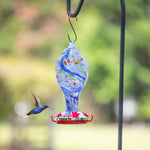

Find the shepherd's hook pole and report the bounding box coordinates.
[118,0,125,150]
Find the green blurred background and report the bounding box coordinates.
[0,0,150,150]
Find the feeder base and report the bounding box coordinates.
[51,112,93,124]
[57,120,88,124]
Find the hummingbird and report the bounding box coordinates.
[26,92,49,116]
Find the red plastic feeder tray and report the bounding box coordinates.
[51,112,93,124]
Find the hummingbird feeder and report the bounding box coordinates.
[51,41,93,124]
[51,0,93,124]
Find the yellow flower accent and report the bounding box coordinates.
[75,61,80,65]
[82,67,87,73]
[72,92,74,96]
[71,102,73,111]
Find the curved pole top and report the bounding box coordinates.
[67,0,84,18]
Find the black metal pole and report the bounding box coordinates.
[118,0,125,150]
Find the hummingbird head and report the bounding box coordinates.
[44,104,49,109]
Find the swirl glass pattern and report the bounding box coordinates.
[56,41,89,115]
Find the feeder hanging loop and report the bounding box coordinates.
[68,17,77,42]
[67,0,84,18]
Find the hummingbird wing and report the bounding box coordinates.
[31,92,41,108]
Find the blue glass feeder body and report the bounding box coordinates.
[56,41,89,115]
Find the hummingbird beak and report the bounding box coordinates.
[47,105,55,110]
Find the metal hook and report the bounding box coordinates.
[67,0,84,18]
[68,17,77,42]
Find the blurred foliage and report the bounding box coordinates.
[1,124,150,150]
[0,0,150,122]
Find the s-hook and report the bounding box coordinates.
[68,17,77,42]
[67,0,84,18]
